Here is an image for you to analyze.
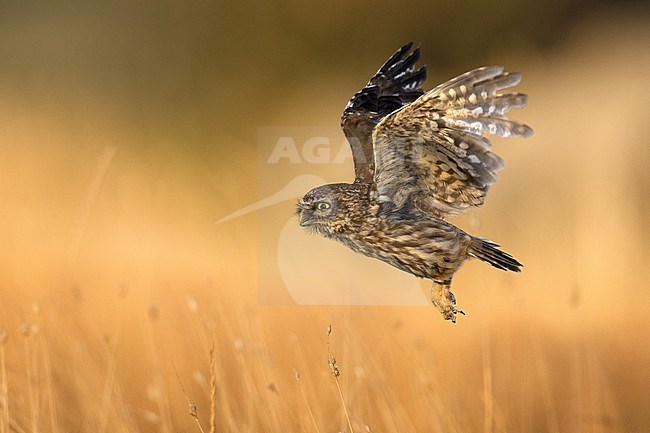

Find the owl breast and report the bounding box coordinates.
[333,214,471,281]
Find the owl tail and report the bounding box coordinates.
[469,237,522,272]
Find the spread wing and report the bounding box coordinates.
[341,43,426,184]
[372,66,533,217]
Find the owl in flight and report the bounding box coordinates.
[296,43,532,322]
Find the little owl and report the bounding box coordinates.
[296,43,532,322]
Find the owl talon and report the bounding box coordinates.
[431,282,463,322]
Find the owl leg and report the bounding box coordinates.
[430,280,465,323]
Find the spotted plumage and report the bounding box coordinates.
[297,43,532,322]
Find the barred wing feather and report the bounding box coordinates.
[372,66,533,217]
[341,43,427,184]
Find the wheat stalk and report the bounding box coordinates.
[294,369,320,433]
[0,328,8,433]
[209,346,217,433]
[174,365,206,433]
[327,324,354,433]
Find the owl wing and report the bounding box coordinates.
[372,66,533,217]
[341,43,426,184]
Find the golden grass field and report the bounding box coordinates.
[1,3,649,432]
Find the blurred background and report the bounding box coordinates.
[1,1,649,432]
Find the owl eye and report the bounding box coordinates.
[316,201,331,211]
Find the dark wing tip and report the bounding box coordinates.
[341,43,427,183]
[343,42,427,117]
[378,42,415,74]
[376,43,424,85]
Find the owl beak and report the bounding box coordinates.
[297,200,313,227]
[297,199,311,211]
[298,211,313,227]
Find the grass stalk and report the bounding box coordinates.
[23,321,40,433]
[327,325,354,433]
[0,328,8,433]
[294,370,320,433]
[36,309,59,433]
[209,347,217,433]
[532,332,560,433]
[175,365,206,433]
[482,326,494,433]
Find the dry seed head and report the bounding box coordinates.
[328,354,340,378]
[327,323,332,336]
[189,403,198,418]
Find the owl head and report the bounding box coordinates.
[296,184,340,234]
[296,183,366,237]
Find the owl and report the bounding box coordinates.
[296,43,532,322]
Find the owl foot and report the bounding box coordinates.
[431,281,465,323]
